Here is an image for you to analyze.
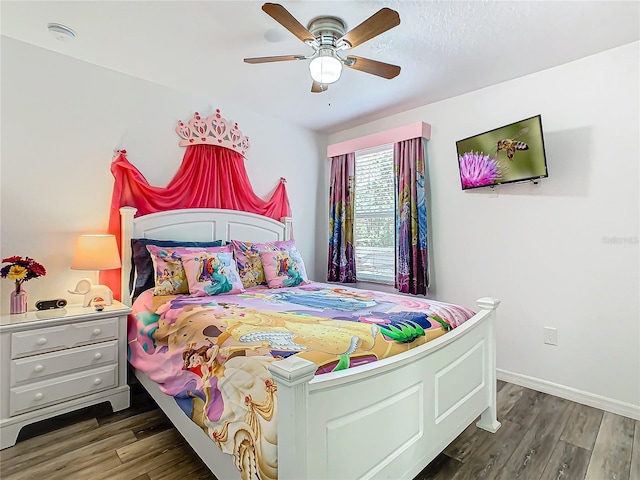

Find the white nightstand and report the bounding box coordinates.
[0,301,131,449]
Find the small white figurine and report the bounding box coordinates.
[68,278,114,307]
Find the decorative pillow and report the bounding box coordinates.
[130,238,225,298]
[181,249,244,296]
[146,244,231,296]
[231,240,267,288]
[256,240,310,289]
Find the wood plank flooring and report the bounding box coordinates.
[1,379,638,480]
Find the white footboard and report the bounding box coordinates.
[270,297,500,480]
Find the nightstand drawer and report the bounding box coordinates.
[9,364,117,416]
[11,317,119,359]
[10,340,118,385]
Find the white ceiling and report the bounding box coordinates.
[1,1,638,134]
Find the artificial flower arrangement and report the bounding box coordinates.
[1,256,47,293]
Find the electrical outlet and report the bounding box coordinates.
[544,327,558,346]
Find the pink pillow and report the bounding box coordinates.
[146,245,230,296]
[231,240,266,288]
[255,240,310,289]
[181,249,244,296]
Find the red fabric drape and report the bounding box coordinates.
[101,144,291,299]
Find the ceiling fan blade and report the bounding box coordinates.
[337,8,400,49]
[344,56,401,79]
[244,54,306,64]
[311,81,328,93]
[262,3,315,44]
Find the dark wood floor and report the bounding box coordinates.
[1,379,638,480]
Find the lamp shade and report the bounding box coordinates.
[71,234,121,270]
[309,48,343,84]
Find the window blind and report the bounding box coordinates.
[354,145,395,284]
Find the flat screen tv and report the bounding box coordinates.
[456,115,548,190]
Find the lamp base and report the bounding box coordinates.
[82,285,114,307]
[69,278,114,307]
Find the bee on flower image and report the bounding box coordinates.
[456,115,549,190]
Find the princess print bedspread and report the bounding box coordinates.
[128,282,475,480]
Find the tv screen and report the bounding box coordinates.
[456,115,548,190]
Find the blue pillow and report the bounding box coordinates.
[130,238,225,299]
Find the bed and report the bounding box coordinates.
[120,206,501,480]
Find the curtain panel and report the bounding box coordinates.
[394,138,429,295]
[102,144,291,299]
[327,153,356,283]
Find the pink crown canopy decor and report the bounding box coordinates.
[102,109,290,300]
[176,109,250,158]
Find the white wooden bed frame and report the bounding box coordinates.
[120,206,501,480]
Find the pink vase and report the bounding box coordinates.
[10,288,27,314]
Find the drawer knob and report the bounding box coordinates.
[34,392,44,401]
[94,378,102,386]
[33,364,45,373]
[37,338,47,346]
[92,328,102,336]
[94,352,103,360]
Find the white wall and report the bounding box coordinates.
[0,37,326,311]
[326,42,640,412]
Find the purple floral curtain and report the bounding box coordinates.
[394,138,429,294]
[327,153,356,282]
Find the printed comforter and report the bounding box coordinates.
[128,282,475,480]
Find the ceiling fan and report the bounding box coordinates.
[244,3,401,93]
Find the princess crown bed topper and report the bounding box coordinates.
[120,206,501,480]
[103,108,290,301]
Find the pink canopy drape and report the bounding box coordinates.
[101,144,291,299]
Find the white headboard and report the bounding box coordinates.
[119,207,293,306]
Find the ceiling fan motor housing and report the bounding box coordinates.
[307,16,348,48]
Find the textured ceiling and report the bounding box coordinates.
[1,1,638,133]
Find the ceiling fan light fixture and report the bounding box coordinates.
[309,48,342,84]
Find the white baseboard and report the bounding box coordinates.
[497,369,640,421]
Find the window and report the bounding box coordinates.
[354,144,395,284]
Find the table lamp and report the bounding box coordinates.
[69,234,121,307]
